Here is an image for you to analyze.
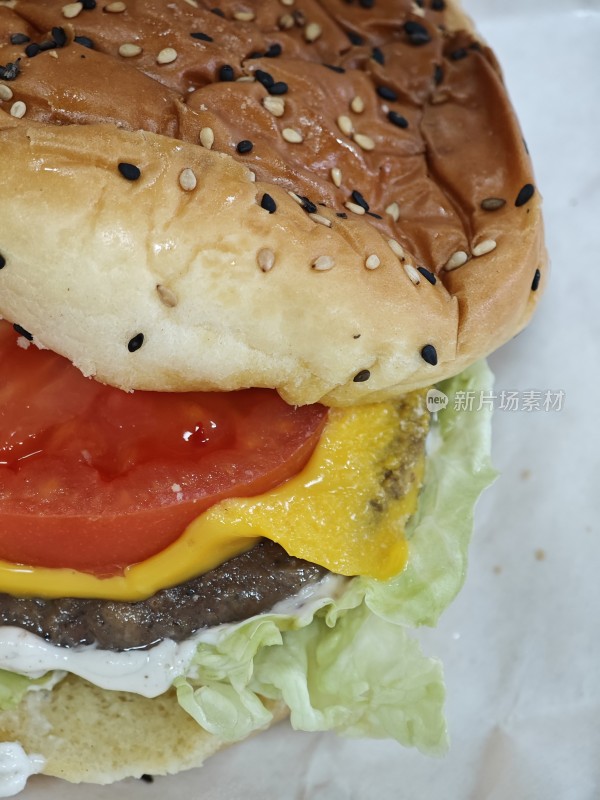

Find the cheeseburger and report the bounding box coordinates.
[0,0,544,793]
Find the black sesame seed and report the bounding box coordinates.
[0,61,21,80]
[376,85,397,101]
[371,46,385,65]
[10,33,30,45]
[353,369,371,383]
[415,0,424,7]
[531,268,541,292]
[353,333,361,339]
[254,69,274,88]
[299,196,317,214]
[247,51,264,59]
[25,43,41,58]
[434,64,444,85]
[431,0,446,10]
[336,212,348,219]
[351,190,369,211]
[219,64,235,81]
[421,344,438,366]
[211,7,225,16]
[348,32,364,46]
[51,27,67,48]
[13,323,33,341]
[236,139,253,154]
[387,111,409,129]
[324,63,346,73]
[38,40,56,52]
[118,162,141,181]
[367,211,382,219]
[0,254,5,269]
[417,267,437,285]
[128,333,144,353]
[265,43,282,58]
[74,36,94,49]
[268,81,288,95]
[191,32,214,42]
[81,0,96,8]
[481,197,506,211]
[140,775,154,784]
[261,193,276,214]
[515,183,535,207]
[450,48,468,61]
[404,21,431,46]
[359,0,375,7]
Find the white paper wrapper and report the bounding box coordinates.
[17,1,600,797]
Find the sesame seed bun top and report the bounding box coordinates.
[0,0,545,405]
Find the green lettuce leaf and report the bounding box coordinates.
[0,670,62,711]
[175,360,496,753]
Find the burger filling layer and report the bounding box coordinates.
[0,322,428,651]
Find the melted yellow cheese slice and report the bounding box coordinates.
[0,393,427,600]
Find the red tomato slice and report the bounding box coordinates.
[0,322,327,575]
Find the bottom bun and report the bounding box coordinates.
[0,675,287,784]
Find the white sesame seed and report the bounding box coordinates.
[156,284,178,307]
[312,255,335,271]
[387,239,405,259]
[353,132,375,151]
[365,254,381,270]
[305,22,322,42]
[10,100,26,119]
[288,191,304,206]
[62,2,83,18]
[48,50,59,59]
[183,0,199,6]
[278,13,294,29]
[411,1,426,16]
[199,127,214,149]
[444,250,469,271]
[119,43,142,57]
[337,115,353,137]
[350,95,365,114]
[280,0,294,5]
[0,85,13,101]
[344,201,366,216]
[236,76,255,83]
[105,1,126,11]
[247,170,256,182]
[179,168,197,191]
[385,202,400,222]
[309,213,332,228]
[258,248,276,272]
[263,95,285,117]
[282,127,303,144]
[234,10,255,21]
[404,264,421,285]
[157,47,177,65]
[331,167,342,188]
[472,239,497,257]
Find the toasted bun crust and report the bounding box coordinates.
[0,0,545,406]
[0,674,287,784]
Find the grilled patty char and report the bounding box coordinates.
[0,540,327,650]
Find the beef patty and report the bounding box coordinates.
[0,540,327,651]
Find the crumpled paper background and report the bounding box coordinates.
[21,0,600,797]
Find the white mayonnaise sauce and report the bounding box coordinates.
[0,574,347,698]
[0,743,44,798]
